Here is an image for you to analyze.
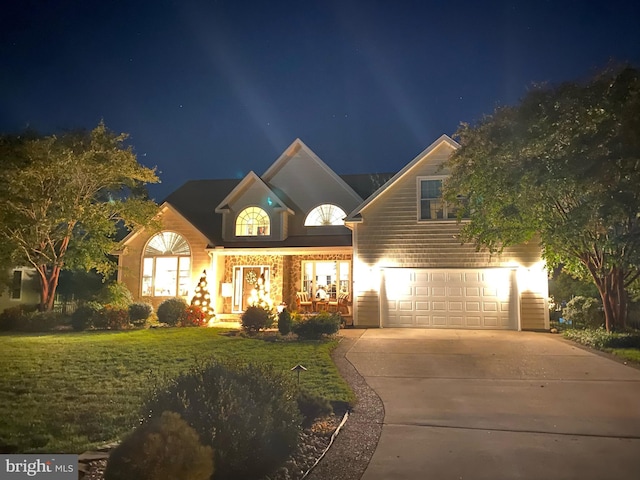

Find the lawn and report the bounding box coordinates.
[608,348,640,363]
[0,328,354,454]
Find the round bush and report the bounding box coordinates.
[143,360,301,480]
[128,302,153,326]
[157,298,188,326]
[241,305,274,333]
[297,390,333,427]
[105,411,214,480]
[278,308,292,335]
[71,301,104,331]
[95,306,130,330]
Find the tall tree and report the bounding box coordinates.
[444,67,640,332]
[0,122,160,311]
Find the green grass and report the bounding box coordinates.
[0,328,354,454]
[608,348,640,363]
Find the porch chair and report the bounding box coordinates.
[296,291,313,313]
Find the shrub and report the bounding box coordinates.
[563,296,603,328]
[182,305,206,327]
[71,301,104,331]
[564,327,640,349]
[95,306,130,330]
[292,311,341,340]
[157,298,188,326]
[278,308,292,335]
[23,311,67,332]
[128,302,153,326]
[104,411,214,480]
[297,389,333,427]
[143,360,301,480]
[97,282,134,310]
[241,305,274,334]
[0,306,27,331]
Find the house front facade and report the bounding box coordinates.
[117,135,549,330]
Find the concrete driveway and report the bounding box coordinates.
[346,329,640,480]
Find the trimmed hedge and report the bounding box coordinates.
[292,311,341,340]
[564,328,640,349]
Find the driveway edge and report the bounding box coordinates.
[306,331,385,480]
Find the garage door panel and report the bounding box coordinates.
[465,287,480,296]
[415,286,429,296]
[448,286,463,296]
[382,268,514,329]
[399,301,413,311]
[432,286,446,296]
[415,302,430,311]
[449,301,463,312]
[465,301,481,312]
[466,316,481,326]
[433,315,448,326]
[483,302,498,312]
[433,301,447,311]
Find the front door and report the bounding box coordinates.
[232,266,270,313]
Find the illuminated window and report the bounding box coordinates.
[142,232,191,297]
[236,207,270,236]
[304,204,347,226]
[418,177,457,220]
[302,261,350,299]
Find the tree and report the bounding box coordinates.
[0,122,159,311]
[444,66,640,332]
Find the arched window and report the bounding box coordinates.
[236,207,270,236]
[304,204,347,226]
[142,232,191,297]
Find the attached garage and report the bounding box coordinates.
[380,268,517,329]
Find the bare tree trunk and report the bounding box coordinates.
[36,264,62,312]
[593,267,628,332]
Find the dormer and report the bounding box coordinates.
[215,171,293,242]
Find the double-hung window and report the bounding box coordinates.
[418,176,456,221]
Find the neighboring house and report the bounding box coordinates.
[117,135,549,330]
[0,267,40,311]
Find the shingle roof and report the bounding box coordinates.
[163,179,240,245]
[161,172,397,248]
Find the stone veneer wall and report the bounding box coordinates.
[221,253,352,313]
[222,255,285,313]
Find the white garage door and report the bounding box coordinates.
[381,268,514,329]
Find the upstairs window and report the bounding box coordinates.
[418,177,457,221]
[304,204,347,226]
[142,232,191,297]
[236,207,270,236]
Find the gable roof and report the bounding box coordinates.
[345,134,459,221]
[263,138,363,205]
[214,171,294,214]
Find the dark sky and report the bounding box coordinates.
[2,0,639,201]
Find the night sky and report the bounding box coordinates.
[2,0,639,201]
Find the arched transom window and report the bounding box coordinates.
[236,207,270,236]
[304,204,347,226]
[142,232,191,297]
